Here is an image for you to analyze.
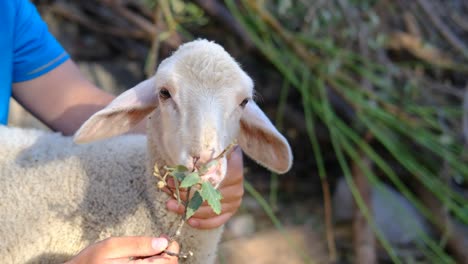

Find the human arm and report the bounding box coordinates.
[10,0,126,134]
[65,236,179,264]
[12,59,148,135]
[13,59,115,135]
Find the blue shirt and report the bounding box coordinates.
[0,0,69,124]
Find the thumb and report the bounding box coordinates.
[98,236,169,258]
[144,239,180,264]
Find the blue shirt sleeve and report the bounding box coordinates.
[12,0,69,82]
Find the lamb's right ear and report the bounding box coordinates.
[238,101,293,174]
[74,77,158,144]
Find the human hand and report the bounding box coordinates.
[65,236,179,264]
[166,147,244,229]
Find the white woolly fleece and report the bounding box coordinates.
[0,126,221,264]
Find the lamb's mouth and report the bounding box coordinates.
[195,142,236,188]
[199,159,225,188]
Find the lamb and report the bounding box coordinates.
[0,39,293,264]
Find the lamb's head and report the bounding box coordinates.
[74,39,292,186]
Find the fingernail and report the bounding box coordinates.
[152,237,168,251]
[188,218,199,227]
[167,200,179,211]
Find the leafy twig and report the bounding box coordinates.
[152,142,237,259]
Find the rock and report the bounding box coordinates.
[241,196,263,212]
[218,227,328,264]
[332,177,432,246]
[223,214,256,239]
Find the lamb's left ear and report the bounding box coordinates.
[74,77,158,144]
[238,101,293,173]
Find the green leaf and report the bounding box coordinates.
[186,190,203,220]
[180,172,201,188]
[165,165,189,172]
[198,165,208,175]
[171,171,186,181]
[174,165,189,172]
[200,182,222,215]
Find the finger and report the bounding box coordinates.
[97,236,168,259]
[219,173,243,189]
[166,195,240,215]
[166,199,185,214]
[164,179,191,199]
[164,240,180,257]
[162,186,187,201]
[168,179,244,208]
[166,177,185,190]
[167,196,241,218]
[161,187,173,197]
[187,212,234,229]
[217,183,245,203]
[220,148,244,188]
[191,200,241,219]
[145,240,180,264]
[227,145,243,165]
[164,187,190,201]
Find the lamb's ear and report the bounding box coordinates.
[74,77,158,143]
[238,101,293,173]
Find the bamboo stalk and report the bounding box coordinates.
[352,136,376,264]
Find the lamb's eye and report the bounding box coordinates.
[240,98,249,108]
[159,88,171,100]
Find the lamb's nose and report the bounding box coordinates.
[192,149,215,168]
